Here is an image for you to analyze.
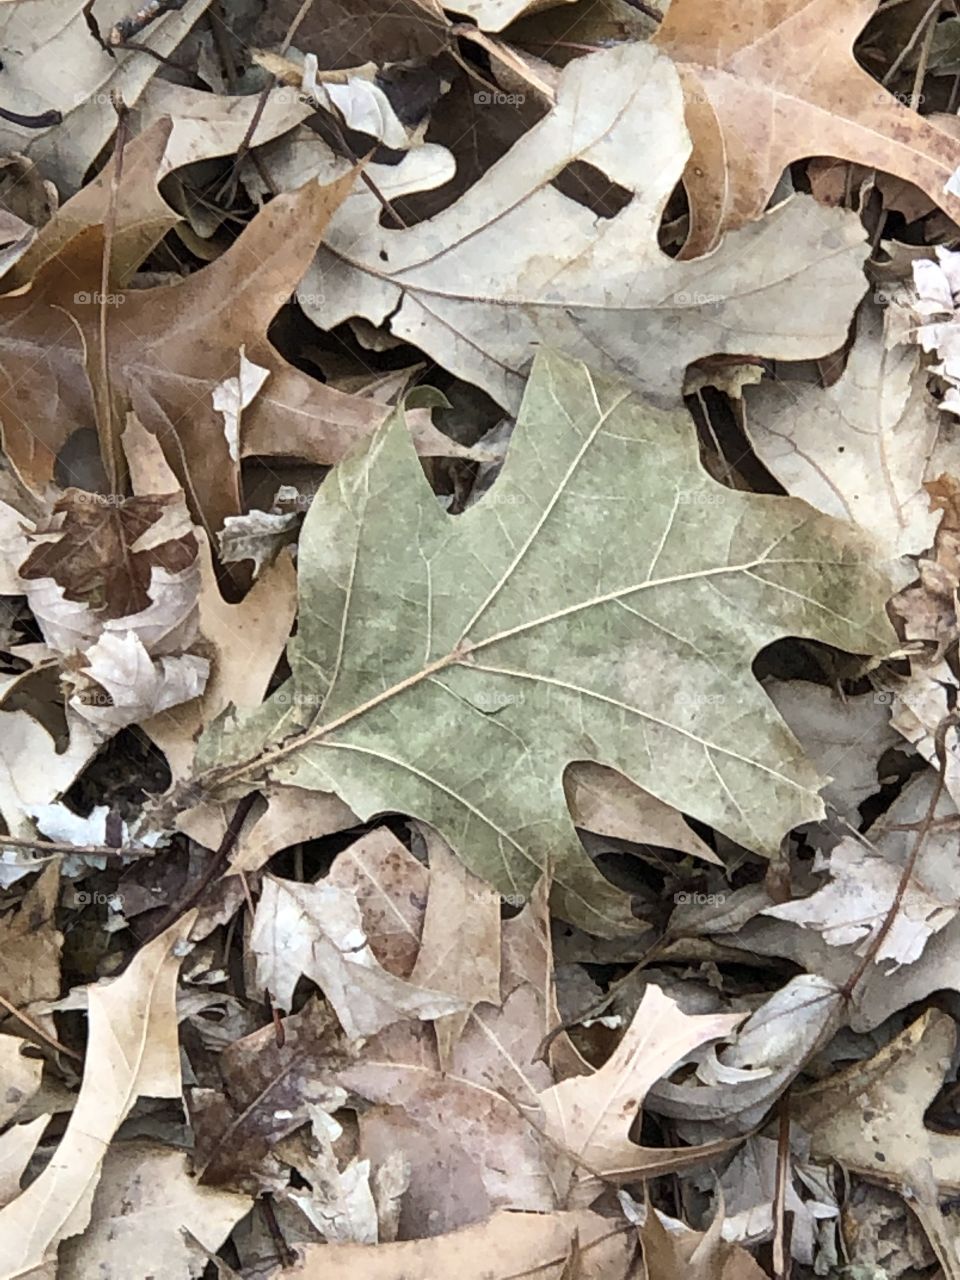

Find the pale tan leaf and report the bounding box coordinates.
[0,914,195,1276]
[58,1142,251,1280]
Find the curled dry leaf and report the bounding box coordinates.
[763,773,960,968]
[198,349,892,936]
[302,43,870,411]
[653,0,960,256]
[647,976,844,1140]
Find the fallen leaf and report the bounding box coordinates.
[0,0,213,193]
[57,1141,251,1280]
[198,349,892,936]
[0,862,62,1027]
[0,914,194,1276]
[300,43,870,411]
[795,1008,960,1191]
[639,1201,771,1280]
[144,530,297,783]
[741,306,943,564]
[251,873,467,1038]
[565,761,720,865]
[268,1208,636,1279]
[538,984,743,1201]
[764,680,901,822]
[409,827,502,1069]
[762,773,960,967]
[0,1037,42,1128]
[0,171,376,534]
[653,0,960,256]
[190,999,353,1192]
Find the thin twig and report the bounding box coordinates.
[882,0,942,86]
[772,1091,792,1280]
[0,991,82,1062]
[842,712,959,1002]
[0,833,154,860]
[141,793,259,943]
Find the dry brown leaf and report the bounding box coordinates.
[268,1208,637,1279]
[0,913,195,1277]
[795,1009,960,1192]
[565,761,720,865]
[538,984,743,1203]
[190,999,353,1192]
[0,171,400,536]
[58,1141,251,1280]
[654,0,960,257]
[0,862,62,1030]
[144,530,297,783]
[639,1203,771,1280]
[409,827,502,1069]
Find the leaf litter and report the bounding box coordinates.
[4,1,960,1278]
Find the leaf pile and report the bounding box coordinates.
[1,2,960,1279]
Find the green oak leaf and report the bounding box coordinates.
[199,350,894,936]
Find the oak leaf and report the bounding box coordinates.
[300,42,870,411]
[653,0,960,256]
[199,350,892,935]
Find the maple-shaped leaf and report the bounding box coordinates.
[0,173,455,533]
[301,41,869,411]
[653,0,960,257]
[198,350,892,935]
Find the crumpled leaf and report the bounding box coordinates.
[715,1135,838,1267]
[198,348,892,936]
[653,0,960,256]
[287,1099,380,1245]
[763,773,960,967]
[189,999,354,1193]
[647,975,844,1140]
[218,509,299,578]
[251,873,468,1038]
[742,306,943,565]
[300,42,870,411]
[0,914,194,1277]
[57,1141,251,1280]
